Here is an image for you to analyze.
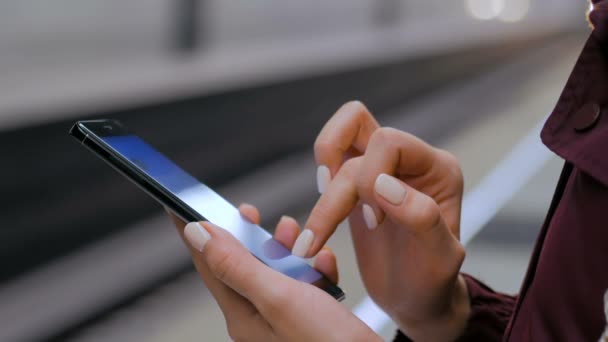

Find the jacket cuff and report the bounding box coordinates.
[455,273,517,341]
[393,274,516,341]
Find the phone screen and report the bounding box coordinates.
[99,134,324,284]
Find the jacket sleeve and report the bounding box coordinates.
[393,274,517,341]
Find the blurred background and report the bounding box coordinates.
[0,0,592,341]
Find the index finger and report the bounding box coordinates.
[293,157,361,258]
[314,101,379,177]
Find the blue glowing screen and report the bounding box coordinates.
[102,135,322,283]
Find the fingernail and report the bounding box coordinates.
[277,215,293,227]
[316,165,331,194]
[362,204,378,230]
[292,229,314,257]
[375,173,406,205]
[279,214,298,225]
[184,222,211,252]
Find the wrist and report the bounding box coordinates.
[396,275,471,341]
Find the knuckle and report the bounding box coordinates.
[436,149,464,188]
[438,149,458,165]
[437,242,466,284]
[310,202,336,227]
[420,201,442,229]
[409,194,442,231]
[313,138,333,156]
[336,100,373,127]
[454,242,466,266]
[261,287,292,319]
[343,100,369,116]
[340,156,361,178]
[355,173,375,197]
[207,245,237,282]
[369,127,400,150]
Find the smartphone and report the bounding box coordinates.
[70,119,344,301]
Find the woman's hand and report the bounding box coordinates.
[291,101,470,341]
[167,204,380,342]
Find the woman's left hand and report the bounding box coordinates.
[167,204,380,342]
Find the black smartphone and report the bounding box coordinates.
[70,119,344,301]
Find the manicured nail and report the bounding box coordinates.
[375,173,406,205]
[321,246,333,253]
[292,229,314,257]
[184,222,211,252]
[362,204,378,230]
[317,165,331,194]
[277,215,295,229]
[283,214,301,223]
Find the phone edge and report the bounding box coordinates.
[69,121,345,301]
[69,121,201,223]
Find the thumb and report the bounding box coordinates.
[372,173,464,273]
[184,221,288,312]
[373,173,446,235]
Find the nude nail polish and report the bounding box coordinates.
[362,204,378,230]
[316,165,331,194]
[184,222,211,252]
[292,229,314,257]
[375,173,406,205]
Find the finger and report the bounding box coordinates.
[186,221,295,319]
[189,244,260,325]
[313,247,339,284]
[314,101,379,190]
[273,215,300,250]
[167,216,260,326]
[238,203,261,225]
[293,157,361,258]
[239,205,301,251]
[356,127,437,228]
[374,174,440,235]
[372,174,465,280]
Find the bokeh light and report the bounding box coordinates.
[466,0,504,20]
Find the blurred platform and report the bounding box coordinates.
[0,1,582,131]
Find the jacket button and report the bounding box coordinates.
[573,102,602,132]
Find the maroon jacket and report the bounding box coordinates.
[395,4,608,341]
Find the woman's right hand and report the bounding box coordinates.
[291,101,471,341]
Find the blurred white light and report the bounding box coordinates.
[590,2,595,13]
[466,0,504,20]
[499,0,530,22]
